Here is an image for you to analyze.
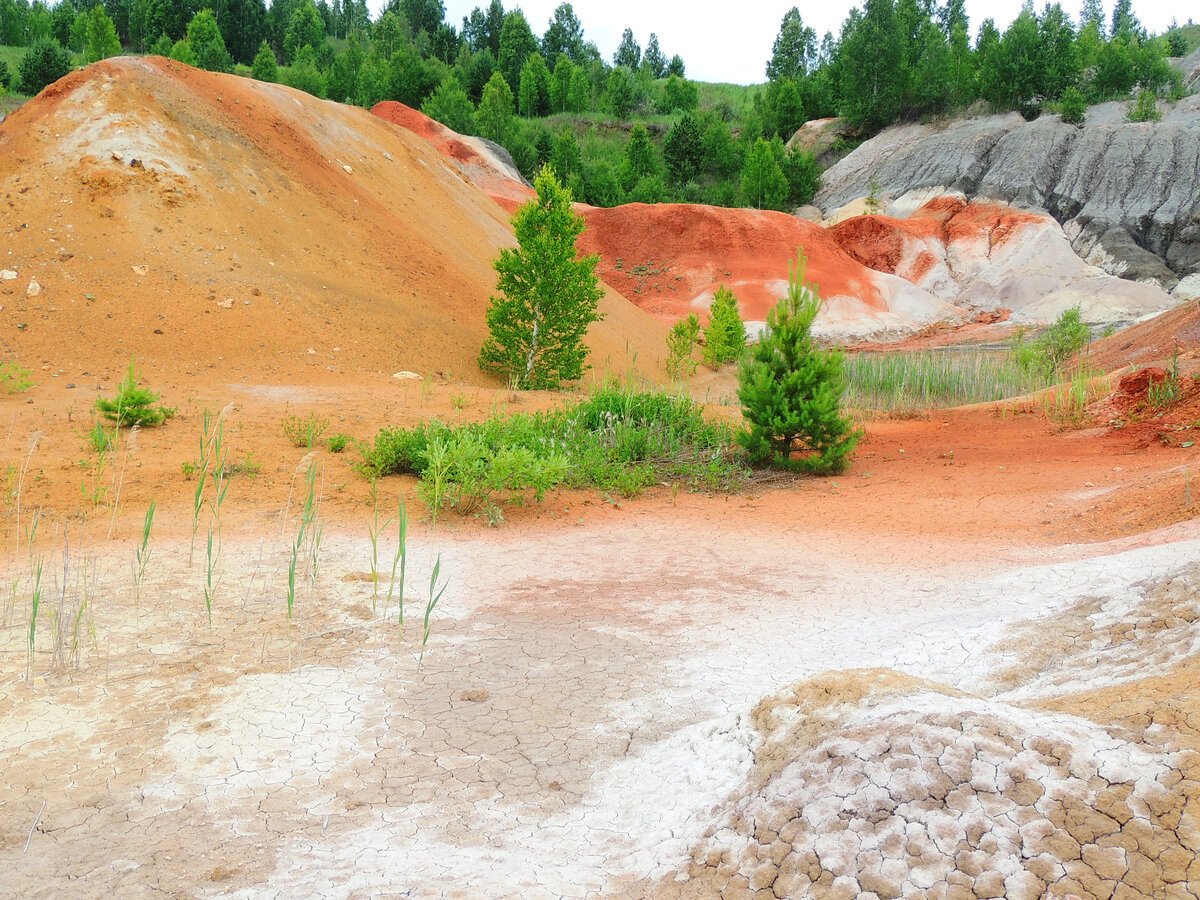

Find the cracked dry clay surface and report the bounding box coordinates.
[2,505,1200,899]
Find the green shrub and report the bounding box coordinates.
[703,285,746,367]
[0,360,34,393]
[95,359,171,427]
[250,40,278,82]
[1127,88,1161,123]
[1059,86,1087,125]
[1012,306,1090,378]
[281,412,329,448]
[18,39,72,95]
[359,384,748,517]
[738,251,860,475]
[327,433,349,453]
[665,313,701,380]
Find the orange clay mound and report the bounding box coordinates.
[369,100,534,211]
[577,202,888,324]
[0,58,664,390]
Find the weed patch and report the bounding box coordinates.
[359,384,747,519]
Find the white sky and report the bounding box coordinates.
[429,0,1196,85]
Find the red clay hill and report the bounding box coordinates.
[372,103,1179,342]
[0,57,666,390]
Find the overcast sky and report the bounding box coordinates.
[431,0,1196,85]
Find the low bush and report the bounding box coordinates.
[1012,306,1090,379]
[281,412,329,448]
[359,383,747,519]
[95,358,172,427]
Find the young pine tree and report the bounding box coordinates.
[737,250,860,474]
[478,165,605,389]
[703,286,746,367]
[251,41,279,82]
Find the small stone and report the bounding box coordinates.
[392,371,422,380]
[154,328,163,334]
[342,164,353,174]
[0,269,16,279]
[26,279,41,296]
[132,265,148,275]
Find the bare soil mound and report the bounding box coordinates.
[0,58,663,390]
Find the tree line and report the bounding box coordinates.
[761,0,1190,135]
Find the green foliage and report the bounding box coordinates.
[767,7,817,81]
[1012,306,1091,378]
[17,38,71,94]
[474,70,515,145]
[250,40,278,82]
[660,73,698,113]
[150,34,173,57]
[665,313,701,380]
[842,350,1054,413]
[283,0,325,64]
[737,251,860,474]
[284,44,326,98]
[327,433,349,453]
[663,112,702,185]
[0,360,33,392]
[82,6,121,64]
[478,165,605,390]
[422,74,475,133]
[741,137,787,210]
[780,146,820,207]
[281,411,330,448]
[359,384,748,512]
[170,38,196,67]
[619,123,658,191]
[613,27,640,70]
[186,9,233,73]
[1059,86,1087,124]
[517,50,550,117]
[1127,88,1161,122]
[703,285,746,367]
[496,8,537,90]
[606,64,636,117]
[95,359,171,427]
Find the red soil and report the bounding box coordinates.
[577,203,887,323]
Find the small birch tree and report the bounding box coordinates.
[478,165,605,389]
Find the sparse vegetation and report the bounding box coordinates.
[844,350,1053,413]
[95,358,172,427]
[282,411,330,448]
[1150,350,1185,410]
[360,383,747,519]
[0,360,34,393]
[1012,306,1091,378]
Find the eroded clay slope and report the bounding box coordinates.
[0,58,666,385]
[371,100,1178,340]
[815,97,1200,299]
